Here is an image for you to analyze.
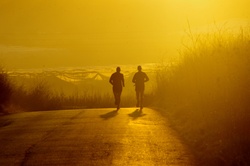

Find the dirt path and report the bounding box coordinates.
[0,108,195,166]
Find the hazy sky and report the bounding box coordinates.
[0,0,250,68]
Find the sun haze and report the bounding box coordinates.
[0,0,249,68]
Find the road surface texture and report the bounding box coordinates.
[0,108,195,166]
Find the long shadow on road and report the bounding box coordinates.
[128,109,146,120]
[100,110,118,120]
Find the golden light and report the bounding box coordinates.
[0,0,250,68]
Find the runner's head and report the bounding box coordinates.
[137,65,142,71]
[116,67,121,73]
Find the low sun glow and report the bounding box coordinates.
[0,0,249,68]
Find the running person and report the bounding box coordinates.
[109,67,125,110]
[132,65,149,110]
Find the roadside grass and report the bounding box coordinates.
[155,28,250,165]
[0,68,12,113]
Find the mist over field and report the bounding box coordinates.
[7,63,156,97]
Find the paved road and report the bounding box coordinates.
[0,108,195,166]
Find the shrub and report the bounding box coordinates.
[0,68,12,112]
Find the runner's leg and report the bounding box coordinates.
[136,91,140,107]
[140,91,144,110]
[116,91,121,110]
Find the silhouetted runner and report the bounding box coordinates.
[109,67,125,110]
[132,65,149,110]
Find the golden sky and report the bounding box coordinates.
[0,0,250,68]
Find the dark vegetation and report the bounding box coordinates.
[0,69,12,113]
[0,72,143,112]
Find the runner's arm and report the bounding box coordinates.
[122,75,125,87]
[132,73,136,83]
[109,75,113,85]
[144,73,149,82]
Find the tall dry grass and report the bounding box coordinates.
[155,28,250,165]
